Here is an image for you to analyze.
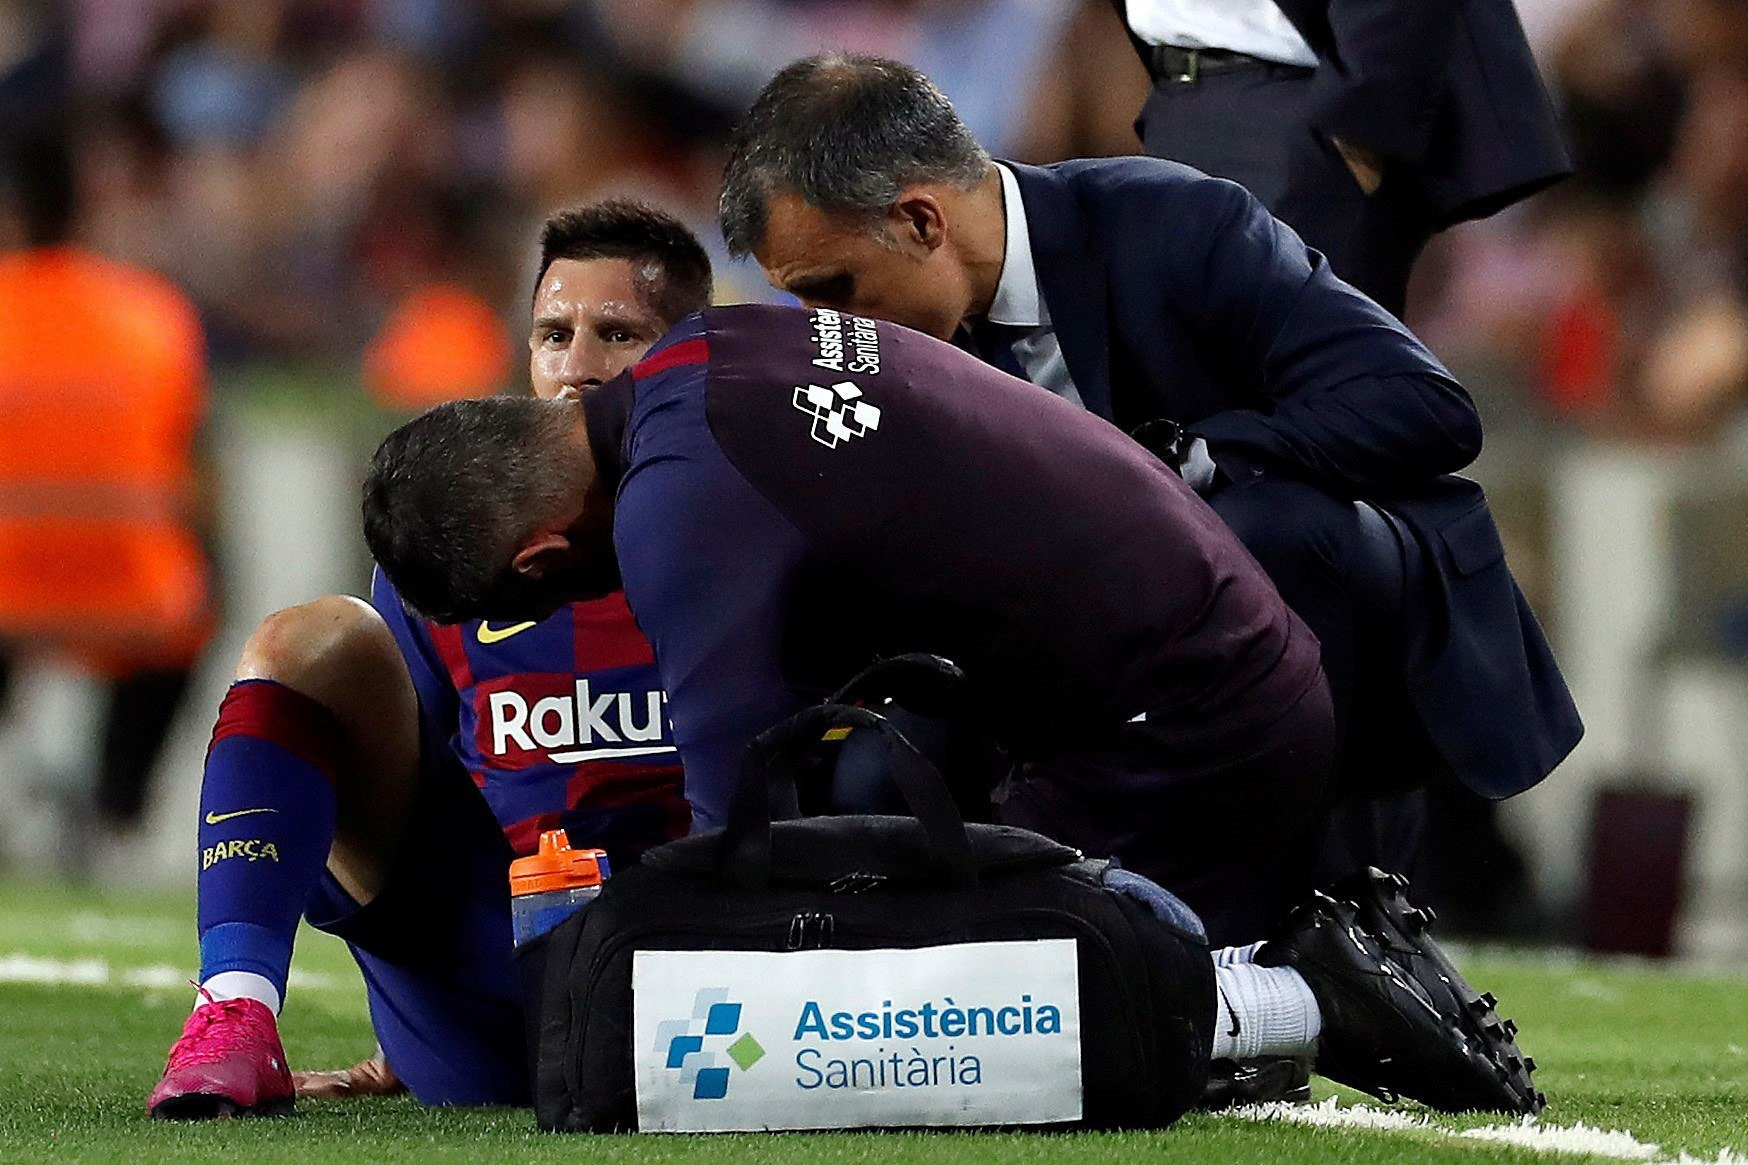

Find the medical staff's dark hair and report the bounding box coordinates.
[363,397,575,624]
[719,54,990,257]
[536,200,713,325]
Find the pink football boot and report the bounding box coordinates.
[148,990,294,1119]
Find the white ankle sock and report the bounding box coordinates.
[1211,941,1266,967]
[198,971,282,1016]
[1210,962,1321,1061]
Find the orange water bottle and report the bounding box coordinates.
[508,830,609,948]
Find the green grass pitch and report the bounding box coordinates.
[1,879,1745,1164]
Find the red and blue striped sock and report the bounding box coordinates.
[195,679,341,1014]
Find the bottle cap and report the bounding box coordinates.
[509,830,607,896]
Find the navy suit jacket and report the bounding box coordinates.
[1009,157,1581,797]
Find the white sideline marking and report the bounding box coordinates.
[64,911,184,947]
[1230,1098,1744,1163]
[0,954,110,985]
[1235,1097,1432,1133]
[1460,1117,1659,1159]
[0,952,340,991]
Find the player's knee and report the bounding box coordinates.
[237,596,405,714]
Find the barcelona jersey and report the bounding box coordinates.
[371,570,688,858]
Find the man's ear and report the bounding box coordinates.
[890,191,947,254]
[511,531,572,580]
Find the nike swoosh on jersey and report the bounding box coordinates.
[477,620,538,644]
[204,808,279,825]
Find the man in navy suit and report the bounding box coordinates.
[718,54,1581,889]
[1122,0,1571,315]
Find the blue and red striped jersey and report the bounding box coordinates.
[371,569,688,859]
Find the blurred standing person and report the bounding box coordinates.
[0,133,213,833]
[1121,0,1571,316]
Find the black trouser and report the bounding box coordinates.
[96,667,195,826]
[1208,478,1432,884]
[0,653,193,828]
[1137,58,1434,318]
[831,670,1337,945]
[997,675,1338,947]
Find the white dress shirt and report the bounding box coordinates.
[1125,0,1318,68]
[985,162,1085,409]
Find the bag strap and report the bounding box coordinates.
[827,653,970,718]
[720,703,978,891]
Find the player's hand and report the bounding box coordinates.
[1330,136,1384,195]
[293,1047,407,1100]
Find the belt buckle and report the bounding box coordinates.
[1173,48,1199,84]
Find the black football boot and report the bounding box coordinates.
[1257,879,1544,1114]
[1199,1055,1314,1110]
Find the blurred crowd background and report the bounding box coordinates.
[2,0,1747,961]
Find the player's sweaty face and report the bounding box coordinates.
[529,257,668,398]
[758,194,968,341]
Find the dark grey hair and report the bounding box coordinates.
[362,397,576,624]
[719,54,990,257]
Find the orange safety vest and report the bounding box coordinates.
[363,282,513,411]
[0,245,212,672]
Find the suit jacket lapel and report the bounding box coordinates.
[1004,162,1114,420]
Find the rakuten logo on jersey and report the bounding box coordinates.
[487,680,676,765]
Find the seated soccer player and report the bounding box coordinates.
[148,202,712,1119]
[361,302,1543,1114]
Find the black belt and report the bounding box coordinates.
[1146,44,1293,83]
